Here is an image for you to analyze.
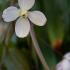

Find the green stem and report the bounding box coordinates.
[0,23,14,70]
[30,24,50,70]
[0,0,15,69]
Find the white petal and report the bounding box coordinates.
[56,62,63,70]
[56,59,70,70]
[18,0,35,10]
[15,17,30,38]
[62,59,70,70]
[28,11,47,26]
[64,52,70,60]
[2,6,19,22]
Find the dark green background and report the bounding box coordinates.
[0,0,70,70]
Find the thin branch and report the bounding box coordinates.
[0,0,16,69]
[0,22,14,69]
[30,24,50,70]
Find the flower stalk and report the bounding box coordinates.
[30,23,50,70]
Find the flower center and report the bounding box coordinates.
[20,10,28,18]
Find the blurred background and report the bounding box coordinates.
[0,0,70,70]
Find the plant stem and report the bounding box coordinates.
[0,0,15,69]
[0,23,13,69]
[30,24,50,70]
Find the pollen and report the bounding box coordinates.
[20,10,28,16]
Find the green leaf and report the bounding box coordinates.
[0,0,9,12]
[4,47,33,70]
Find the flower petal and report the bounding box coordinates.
[15,17,30,38]
[64,53,70,60]
[56,59,70,70]
[56,62,63,70]
[62,59,70,70]
[2,6,19,22]
[18,0,35,10]
[28,11,47,26]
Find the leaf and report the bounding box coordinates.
[0,0,9,11]
[4,47,33,70]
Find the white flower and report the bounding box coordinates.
[2,0,47,38]
[64,52,70,60]
[56,53,70,70]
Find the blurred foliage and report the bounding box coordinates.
[0,0,70,70]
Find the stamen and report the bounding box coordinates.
[20,10,28,17]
